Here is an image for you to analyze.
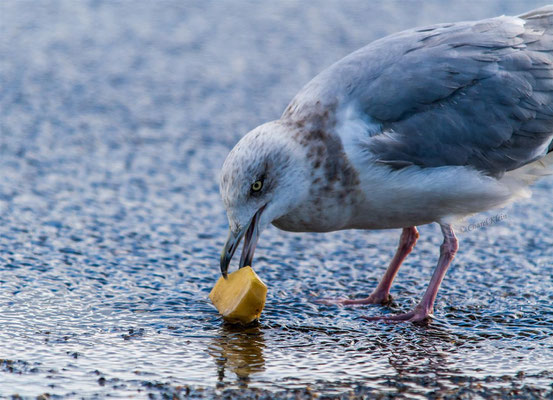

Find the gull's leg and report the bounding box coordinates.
[318,227,419,305]
[362,224,458,323]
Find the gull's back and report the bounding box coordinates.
[283,5,553,178]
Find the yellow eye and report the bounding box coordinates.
[251,180,263,192]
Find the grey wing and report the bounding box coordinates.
[286,6,553,177]
[365,7,553,176]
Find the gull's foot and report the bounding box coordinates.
[361,305,432,323]
[316,293,392,306]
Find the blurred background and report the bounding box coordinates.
[1,1,552,398]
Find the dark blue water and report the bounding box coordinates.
[1,1,552,398]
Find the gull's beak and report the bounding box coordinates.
[220,205,265,278]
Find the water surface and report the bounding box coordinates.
[1,1,552,398]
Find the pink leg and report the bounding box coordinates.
[319,227,419,306]
[362,224,458,323]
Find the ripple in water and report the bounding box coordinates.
[1,0,552,398]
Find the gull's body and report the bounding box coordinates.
[219,6,553,322]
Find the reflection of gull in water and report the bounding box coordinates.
[219,6,553,322]
[208,325,266,388]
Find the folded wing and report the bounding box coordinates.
[284,6,553,177]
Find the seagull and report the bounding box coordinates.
[219,6,553,322]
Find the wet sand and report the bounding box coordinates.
[1,1,552,398]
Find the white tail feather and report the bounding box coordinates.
[506,152,553,185]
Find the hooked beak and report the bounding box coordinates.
[220,206,265,278]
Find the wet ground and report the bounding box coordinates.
[1,1,552,398]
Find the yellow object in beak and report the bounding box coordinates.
[209,266,267,324]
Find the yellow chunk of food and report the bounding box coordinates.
[209,266,267,325]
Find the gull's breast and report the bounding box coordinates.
[272,170,366,233]
[271,195,360,233]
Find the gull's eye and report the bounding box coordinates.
[251,180,263,192]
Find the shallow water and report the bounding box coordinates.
[1,1,552,398]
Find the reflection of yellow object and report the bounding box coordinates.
[209,267,267,325]
[208,325,266,385]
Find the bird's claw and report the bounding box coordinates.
[315,293,392,306]
[315,297,367,306]
[361,307,432,323]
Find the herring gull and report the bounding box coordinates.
[219,6,553,322]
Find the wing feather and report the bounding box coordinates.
[283,6,553,176]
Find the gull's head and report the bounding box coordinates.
[219,121,309,277]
